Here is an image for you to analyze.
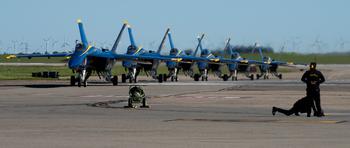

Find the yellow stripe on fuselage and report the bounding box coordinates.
[171,58,182,62]
[133,46,143,55]
[206,54,213,58]
[176,49,183,56]
[241,60,249,63]
[80,45,92,56]
[210,58,220,62]
[6,55,16,59]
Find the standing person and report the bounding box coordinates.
[301,62,325,117]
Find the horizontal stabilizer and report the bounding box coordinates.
[167,31,175,49]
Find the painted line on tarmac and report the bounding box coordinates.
[324,113,350,116]
[81,95,128,98]
[129,82,241,86]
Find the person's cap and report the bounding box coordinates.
[310,62,317,69]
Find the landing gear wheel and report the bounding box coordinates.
[158,74,163,83]
[278,74,282,79]
[70,76,76,86]
[194,74,200,81]
[77,77,81,87]
[133,76,137,83]
[250,74,254,80]
[264,75,269,79]
[171,76,174,82]
[163,74,167,82]
[222,74,228,81]
[121,74,126,83]
[232,76,237,81]
[83,81,87,87]
[256,74,260,80]
[112,76,118,86]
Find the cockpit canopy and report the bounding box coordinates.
[231,52,240,59]
[170,48,179,55]
[75,43,83,51]
[184,50,193,55]
[201,49,210,56]
[127,45,137,54]
[263,56,272,62]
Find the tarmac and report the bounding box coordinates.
[0,65,349,148]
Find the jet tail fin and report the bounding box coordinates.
[77,19,88,47]
[193,34,205,56]
[167,31,175,49]
[224,38,232,54]
[111,23,127,53]
[197,36,204,51]
[157,28,170,54]
[255,43,264,61]
[127,24,136,47]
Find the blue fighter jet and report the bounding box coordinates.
[120,24,210,83]
[15,20,170,87]
[254,43,296,79]
[120,23,174,83]
[194,35,254,81]
[223,39,262,81]
[164,30,205,81]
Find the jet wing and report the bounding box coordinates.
[272,61,307,68]
[12,53,72,59]
[167,55,210,62]
[270,60,288,65]
[270,60,306,66]
[220,58,263,65]
[88,51,175,62]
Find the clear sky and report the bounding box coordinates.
[1,0,350,54]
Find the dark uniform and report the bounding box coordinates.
[272,96,315,117]
[301,63,325,116]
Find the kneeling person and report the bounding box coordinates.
[272,96,316,117]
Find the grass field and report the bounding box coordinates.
[0,55,68,63]
[0,64,181,80]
